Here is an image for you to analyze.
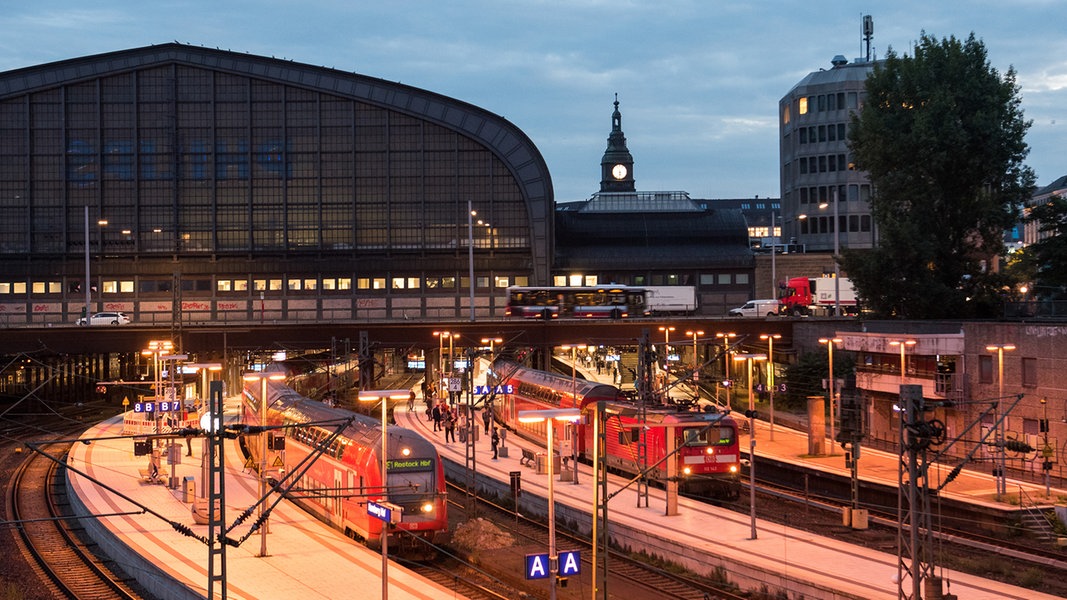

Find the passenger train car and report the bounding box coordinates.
[491,359,741,500]
[242,377,448,552]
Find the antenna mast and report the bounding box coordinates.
[862,15,874,61]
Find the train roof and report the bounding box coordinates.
[493,359,619,400]
[600,401,737,425]
[260,381,434,453]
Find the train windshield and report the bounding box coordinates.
[683,425,736,446]
[388,470,434,499]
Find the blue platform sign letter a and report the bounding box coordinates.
[525,553,549,579]
[559,550,581,576]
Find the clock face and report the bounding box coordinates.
[612,164,628,180]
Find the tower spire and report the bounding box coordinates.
[600,94,635,193]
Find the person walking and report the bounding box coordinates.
[431,401,443,432]
[444,407,456,443]
[491,427,500,460]
[482,405,492,435]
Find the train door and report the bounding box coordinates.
[333,469,343,519]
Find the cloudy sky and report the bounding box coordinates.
[2,1,1064,202]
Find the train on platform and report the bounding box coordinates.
[241,376,449,553]
[490,359,741,500]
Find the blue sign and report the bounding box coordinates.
[559,550,581,576]
[475,384,515,395]
[525,551,580,580]
[133,401,183,413]
[367,501,392,523]
[525,553,550,580]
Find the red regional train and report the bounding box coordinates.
[242,377,449,552]
[491,359,741,500]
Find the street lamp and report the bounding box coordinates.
[658,325,676,369]
[715,332,737,405]
[560,344,587,484]
[481,337,503,356]
[819,187,842,316]
[358,389,413,600]
[517,408,581,600]
[733,352,767,540]
[889,339,917,383]
[986,343,1015,501]
[684,330,704,391]
[242,370,286,558]
[819,337,843,448]
[759,334,781,440]
[432,331,450,383]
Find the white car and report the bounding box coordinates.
[77,311,131,326]
[727,299,780,318]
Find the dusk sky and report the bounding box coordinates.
[3,1,1064,202]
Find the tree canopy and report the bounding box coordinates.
[843,32,1035,318]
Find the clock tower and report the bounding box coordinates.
[600,95,636,192]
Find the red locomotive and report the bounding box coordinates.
[242,378,449,552]
[491,359,741,500]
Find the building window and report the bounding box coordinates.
[978,355,993,384]
[217,280,232,292]
[798,97,808,115]
[495,276,510,288]
[1022,357,1037,387]
[736,273,749,284]
[717,274,731,285]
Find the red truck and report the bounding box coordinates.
[778,276,859,316]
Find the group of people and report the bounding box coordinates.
[426,397,501,459]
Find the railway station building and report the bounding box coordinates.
[0,43,553,325]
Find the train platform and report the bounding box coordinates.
[402,364,1066,600]
[66,404,467,600]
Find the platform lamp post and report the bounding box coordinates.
[142,340,173,443]
[243,371,286,558]
[715,332,736,405]
[818,187,842,316]
[561,344,587,484]
[358,389,412,600]
[889,339,917,383]
[986,343,1015,501]
[733,352,767,540]
[684,329,704,389]
[432,331,450,393]
[818,337,842,449]
[188,363,221,497]
[759,334,781,440]
[518,408,581,600]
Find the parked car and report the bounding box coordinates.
[727,299,780,318]
[77,311,131,326]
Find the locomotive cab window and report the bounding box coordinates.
[716,426,736,445]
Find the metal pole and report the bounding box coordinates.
[83,206,91,318]
[833,187,841,317]
[547,418,557,600]
[828,342,836,447]
[259,377,269,557]
[571,347,579,484]
[381,399,389,600]
[771,210,777,296]
[468,199,475,322]
[591,405,599,600]
[997,349,1005,500]
[767,336,776,441]
[747,357,757,540]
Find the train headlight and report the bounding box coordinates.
[401,447,411,457]
[729,465,738,473]
[421,502,434,513]
[705,447,714,455]
[682,466,692,476]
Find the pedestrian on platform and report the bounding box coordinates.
[491,427,499,460]
[444,407,456,443]
[482,406,492,435]
[431,401,443,432]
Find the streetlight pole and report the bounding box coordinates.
[759,334,781,440]
[83,206,92,318]
[833,187,840,317]
[685,330,704,394]
[733,352,767,540]
[561,344,587,484]
[819,337,843,448]
[715,332,736,405]
[771,210,777,297]
[433,331,450,389]
[986,343,1015,501]
[889,339,917,383]
[658,325,675,369]
[518,408,581,600]
[243,371,286,558]
[358,389,413,600]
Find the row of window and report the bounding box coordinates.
[798,123,848,144]
[799,214,873,235]
[797,154,850,175]
[0,271,754,297]
[798,92,860,116]
[978,354,1040,387]
[797,184,873,205]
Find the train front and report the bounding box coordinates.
[376,428,450,551]
[675,411,742,500]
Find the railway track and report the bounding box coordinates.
[442,481,749,600]
[8,437,145,600]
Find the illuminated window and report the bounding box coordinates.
[288,279,302,291]
[0,283,9,294]
[568,274,583,286]
[552,275,567,286]
[513,276,529,286]
[322,278,336,290]
[234,279,248,292]
[217,280,232,292]
[304,279,317,290]
[782,104,791,124]
[337,278,351,290]
[392,277,405,289]
[495,276,510,288]
[103,281,118,293]
[357,278,370,289]
[406,277,420,289]
[32,282,46,294]
[798,97,808,115]
[253,280,267,291]
[441,277,456,289]
[373,278,386,289]
[269,279,283,291]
